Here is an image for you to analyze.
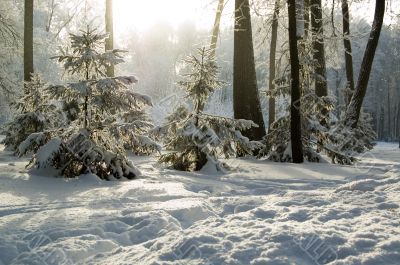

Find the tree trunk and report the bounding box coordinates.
[380,106,384,139]
[24,0,34,82]
[397,103,400,148]
[268,0,280,130]
[233,0,266,140]
[344,0,385,129]
[310,0,327,97]
[288,0,304,163]
[387,79,391,140]
[46,0,55,32]
[301,0,311,99]
[304,0,310,38]
[84,64,90,129]
[210,0,225,59]
[341,0,355,105]
[105,0,114,77]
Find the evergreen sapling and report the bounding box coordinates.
[20,27,156,180]
[156,47,263,171]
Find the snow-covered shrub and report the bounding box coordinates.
[326,111,376,164]
[1,74,60,151]
[22,129,139,180]
[156,48,263,171]
[109,109,161,155]
[261,89,376,164]
[21,27,156,179]
[260,92,336,162]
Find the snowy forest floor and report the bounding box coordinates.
[0,142,399,265]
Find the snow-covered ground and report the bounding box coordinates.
[0,142,399,265]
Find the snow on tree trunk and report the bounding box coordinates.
[210,0,224,59]
[268,0,280,130]
[341,0,355,105]
[105,0,114,77]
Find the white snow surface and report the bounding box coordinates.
[0,141,399,265]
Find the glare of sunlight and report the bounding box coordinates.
[113,0,215,33]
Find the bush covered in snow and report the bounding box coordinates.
[261,89,376,164]
[155,48,263,171]
[20,27,157,179]
[326,111,376,164]
[1,74,63,152]
[22,129,139,180]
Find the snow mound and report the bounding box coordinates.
[335,169,400,192]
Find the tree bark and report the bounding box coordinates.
[397,103,400,148]
[268,0,280,130]
[288,0,304,163]
[310,0,327,97]
[105,0,114,77]
[210,0,225,59]
[304,0,310,38]
[24,0,34,82]
[387,79,391,140]
[344,0,385,129]
[341,0,355,105]
[233,0,266,140]
[46,0,55,32]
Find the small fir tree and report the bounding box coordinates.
[20,27,156,180]
[156,47,263,171]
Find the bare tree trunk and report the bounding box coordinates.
[233,0,266,141]
[310,0,327,97]
[397,102,400,148]
[341,0,355,105]
[46,0,55,32]
[210,0,225,59]
[304,0,310,38]
[268,0,280,130]
[344,0,385,129]
[288,0,304,163]
[301,0,311,98]
[24,0,34,82]
[380,106,384,139]
[84,65,90,129]
[387,79,391,140]
[105,0,114,77]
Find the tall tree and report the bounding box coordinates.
[310,0,327,97]
[210,0,225,58]
[268,0,280,130]
[344,0,385,129]
[341,0,355,105]
[287,0,304,163]
[233,0,266,140]
[24,0,34,82]
[105,0,114,77]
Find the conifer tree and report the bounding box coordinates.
[19,27,156,180]
[157,47,263,171]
